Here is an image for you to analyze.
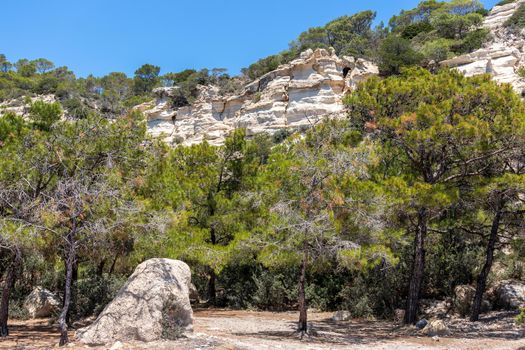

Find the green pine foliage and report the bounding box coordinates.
[2,0,525,343]
[505,2,525,29]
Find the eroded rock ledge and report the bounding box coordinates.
[441,0,525,94]
[139,48,378,146]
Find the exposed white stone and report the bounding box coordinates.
[493,280,525,310]
[0,94,57,116]
[441,0,525,93]
[76,258,194,345]
[23,287,61,319]
[140,49,378,146]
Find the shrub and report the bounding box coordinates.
[518,66,525,78]
[401,21,434,40]
[8,301,30,320]
[72,275,126,320]
[497,0,516,6]
[517,308,525,324]
[452,28,490,54]
[251,270,294,310]
[505,3,525,30]
[378,35,423,75]
[252,92,262,103]
[420,38,454,62]
[161,297,187,340]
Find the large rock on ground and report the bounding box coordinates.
[332,310,352,321]
[493,280,525,310]
[421,319,450,336]
[76,258,194,345]
[453,285,475,317]
[23,287,60,318]
[453,285,491,317]
[420,299,452,319]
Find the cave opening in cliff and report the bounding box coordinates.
[343,67,350,78]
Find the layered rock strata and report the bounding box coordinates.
[441,0,525,94]
[141,48,378,146]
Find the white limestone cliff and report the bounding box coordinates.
[441,0,525,94]
[139,48,378,146]
[0,94,57,116]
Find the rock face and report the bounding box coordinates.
[420,299,453,319]
[332,310,352,321]
[452,285,492,317]
[421,319,450,336]
[23,287,60,318]
[453,285,476,317]
[441,0,525,94]
[0,94,57,116]
[142,48,378,146]
[492,280,525,310]
[76,258,194,345]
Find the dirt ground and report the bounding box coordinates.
[1,309,525,350]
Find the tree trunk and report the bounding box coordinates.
[471,204,502,322]
[298,253,308,334]
[207,225,217,305]
[109,254,118,275]
[208,269,216,305]
[96,259,106,277]
[66,260,79,325]
[59,233,76,346]
[405,208,427,324]
[0,251,20,337]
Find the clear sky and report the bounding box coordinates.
[2,0,500,77]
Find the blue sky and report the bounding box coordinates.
[2,0,499,77]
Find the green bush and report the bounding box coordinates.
[161,297,187,340]
[401,21,434,39]
[378,35,423,75]
[8,301,30,320]
[72,275,126,320]
[420,38,454,62]
[497,0,516,6]
[505,3,525,29]
[517,308,525,324]
[251,270,294,310]
[452,28,490,54]
[518,66,525,78]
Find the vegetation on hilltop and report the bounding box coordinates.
[0,0,490,117]
[1,0,524,345]
[243,0,490,78]
[1,67,525,342]
[505,2,525,30]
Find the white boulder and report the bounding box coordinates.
[76,258,194,345]
[23,287,60,318]
[493,280,525,310]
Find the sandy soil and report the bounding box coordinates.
[0,309,524,349]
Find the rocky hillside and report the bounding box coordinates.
[139,49,378,146]
[3,1,525,147]
[140,1,525,147]
[441,0,525,94]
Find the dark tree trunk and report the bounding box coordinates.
[0,251,20,337]
[96,259,106,277]
[207,225,217,305]
[471,205,502,322]
[109,254,118,275]
[405,208,427,324]
[59,232,76,346]
[208,269,216,305]
[66,260,79,325]
[298,253,308,334]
